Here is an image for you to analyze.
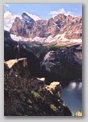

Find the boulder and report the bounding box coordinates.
[41,45,82,86]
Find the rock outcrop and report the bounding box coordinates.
[4,31,18,61]
[22,12,35,24]
[4,59,72,116]
[41,44,82,86]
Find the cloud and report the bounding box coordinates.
[4,4,10,8]
[4,11,13,21]
[50,8,74,17]
[4,11,22,22]
[4,11,13,31]
[4,11,22,31]
[4,11,41,31]
[28,13,41,21]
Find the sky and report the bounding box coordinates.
[4,4,82,31]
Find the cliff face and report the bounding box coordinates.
[4,31,18,61]
[10,13,82,46]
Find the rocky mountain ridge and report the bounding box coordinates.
[10,13,82,46]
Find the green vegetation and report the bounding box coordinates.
[31,90,42,99]
[49,45,66,51]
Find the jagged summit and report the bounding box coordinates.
[22,12,35,24]
[10,13,82,46]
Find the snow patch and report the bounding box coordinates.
[10,33,82,46]
[70,39,82,43]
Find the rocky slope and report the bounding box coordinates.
[10,13,82,46]
[4,30,82,116]
[4,59,72,116]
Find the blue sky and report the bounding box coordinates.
[4,4,82,19]
[4,4,82,30]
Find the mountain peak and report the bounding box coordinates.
[22,12,35,24]
[10,14,82,46]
